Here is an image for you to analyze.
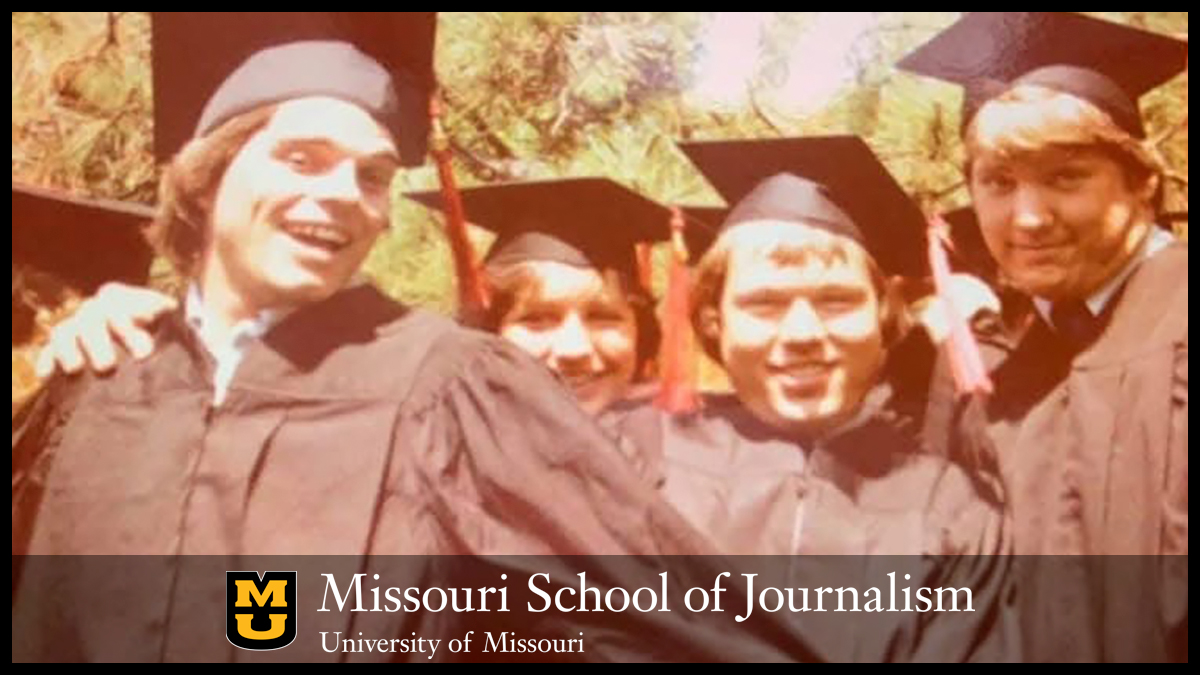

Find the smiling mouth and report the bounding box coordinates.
[561,371,604,388]
[281,222,352,253]
[1009,240,1070,253]
[769,363,835,393]
[557,369,620,397]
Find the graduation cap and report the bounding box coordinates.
[409,177,704,410]
[678,136,929,277]
[150,12,438,165]
[897,12,1189,138]
[676,206,726,264]
[406,178,677,278]
[12,182,155,295]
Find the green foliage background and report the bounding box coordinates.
[12,12,1188,401]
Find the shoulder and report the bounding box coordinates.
[1079,242,1188,367]
[252,284,531,404]
[826,415,1004,527]
[395,316,567,413]
[1126,241,1187,314]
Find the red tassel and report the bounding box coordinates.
[429,91,489,314]
[654,207,700,413]
[634,241,654,297]
[928,215,993,395]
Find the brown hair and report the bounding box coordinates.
[965,84,1163,211]
[689,225,907,366]
[463,261,661,377]
[147,105,278,277]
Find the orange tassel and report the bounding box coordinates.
[429,91,489,314]
[634,241,654,297]
[654,207,700,413]
[928,215,993,395]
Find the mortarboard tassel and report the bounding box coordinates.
[634,241,654,297]
[654,207,700,414]
[928,214,993,395]
[429,91,489,314]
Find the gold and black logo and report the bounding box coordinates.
[226,571,298,651]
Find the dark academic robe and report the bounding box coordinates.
[11,285,811,663]
[613,389,1017,663]
[943,243,1189,662]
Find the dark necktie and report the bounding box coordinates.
[1049,299,1100,348]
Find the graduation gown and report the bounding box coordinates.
[945,243,1189,661]
[613,389,1016,662]
[11,284,808,662]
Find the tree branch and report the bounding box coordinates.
[439,85,518,161]
[928,180,966,201]
[1164,169,1189,188]
[748,87,790,136]
[1151,116,1188,150]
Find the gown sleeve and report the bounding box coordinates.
[372,333,815,661]
[13,374,83,558]
[910,462,1018,663]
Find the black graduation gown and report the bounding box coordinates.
[943,243,1189,662]
[11,284,811,662]
[613,390,1017,662]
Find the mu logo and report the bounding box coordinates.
[226,571,298,651]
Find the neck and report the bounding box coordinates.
[749,399,867,447]
[195,257,266,341]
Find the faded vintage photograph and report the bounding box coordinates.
[12,12,1188,663]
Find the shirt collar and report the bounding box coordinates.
[184,283,283,351]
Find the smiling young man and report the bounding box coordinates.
[900,11,1188,662]
[616,137,1016,662]
[408,178,670,418]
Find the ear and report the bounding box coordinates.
[698,304,722,345]
[889,274,931,304]
[878,274,915,345]
[1135,171,1161,209]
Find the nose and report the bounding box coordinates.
[777,299,828,347]
[549,313,598,372]
[1011,182,1052,232]
[772,296,830,355]
[309,158,363,204]
[289,159,386,232]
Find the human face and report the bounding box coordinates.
[970,144,1155,301]
[499,261,639,416]
[205,96,400,314]
[716,222,886,436]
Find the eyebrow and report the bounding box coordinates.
[998,144,1104,166]
[732,288,792,303]
[275,137,401,164]
[735,281,867,299]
